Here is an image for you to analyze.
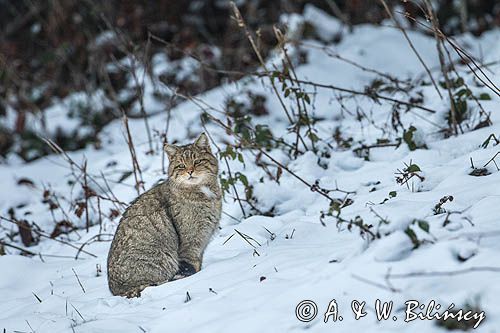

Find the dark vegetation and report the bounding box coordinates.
[0,0,498,160]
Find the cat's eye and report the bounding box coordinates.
[176,164,186,169]
[194,159,207,166]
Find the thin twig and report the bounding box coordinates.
[122,114,145,195]
[379,0,442,99]
[230,2,295,124]
[288,77,437,114]
[389,267,500,278]
[83,160,90,232]
[72,268,86,293]
[42,137,124,211]
[75,234,114,260]
[200,123,247,219]
[483,152,500,170]
[401,9,500,98]
[422,0,458,135]
[0,241,83,259]
[0,216,97,258]
[351,273,400,292]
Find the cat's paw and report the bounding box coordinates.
[171,273,186,281]
[178,260,196,277]
[124,289,142,298]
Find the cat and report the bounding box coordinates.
[107,133,222,297]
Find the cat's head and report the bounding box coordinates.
[164,133,218,186]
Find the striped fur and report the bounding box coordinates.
[107,133,222,297]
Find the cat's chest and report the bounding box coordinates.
[168,192,219,219]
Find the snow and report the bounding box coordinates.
[303,5,345,42]
[1,6,500,333]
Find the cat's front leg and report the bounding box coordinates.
[177,246,203,272]
[172,233,204,279]
[173,260,198,279]
[171,258,200,280]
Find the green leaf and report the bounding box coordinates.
[405,227,420,248]
[254,125,273,147]
[308,132,319,143]
[479,93,491,100]
[245,186,253,201]
[237,173,249,187]
[454,99,468,116]
[118,171,133,183]
[454,77,464,88]
[283,67,289,77]
[406,164,421,173]
[403,126,417,151]
[455,88,471,99]
[329,201,341,214]
[481,134,498,149]
[417,220,430,233]
[304,94,311,104]
[220,178,230,192]
[224,146,236,160]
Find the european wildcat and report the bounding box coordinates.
[107,133,222,297]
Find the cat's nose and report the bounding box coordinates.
[187,167,194,175]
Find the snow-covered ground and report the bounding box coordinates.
[1,7,499,333]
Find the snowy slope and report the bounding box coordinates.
[1,8,500,333]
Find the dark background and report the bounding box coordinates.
[0,0,498,161]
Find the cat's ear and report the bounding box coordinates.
[194,133,210,150]
[164,143,179,158]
